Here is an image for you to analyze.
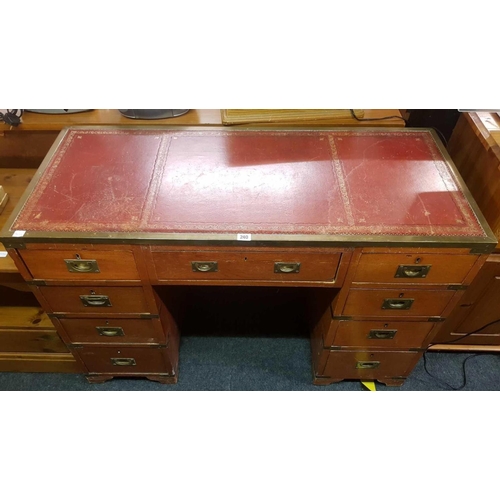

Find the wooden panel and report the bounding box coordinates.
[353,253,478,284]
[431,255,500,345]
[75,346,173,375]
[151,249,342,283]
[0,133,58,168]
[343,288,456,317]
[321,349,421,380]
[327,320,435,349]
[59,317,166,345]
[456,276,500,334]
[448,113,500,244]
[19,248,141,281]
[0,329,67,353]
[39,286,151,315]
[0,306,67,353]
[0,352,80,373]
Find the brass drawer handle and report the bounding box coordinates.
[382,298,414,310]
[356,361,381,370]
[368,329,397,339]
[65,259,100,273]
[96,326,124,337]
[111,358,136,366]
[395,265,431,279]
[80,295,112,307]
[191,261,218,272]
[274,262,301,273]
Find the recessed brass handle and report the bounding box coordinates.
[96,326,124,337]
[65,259,100,273]
[111,358,136,366]
[274,262,301,273]
[395,265,431,279]
[191,261,218,272]
[80,295,112,307]
[368,329,397,339]
[382,298,414,310]
[356,361,380,370]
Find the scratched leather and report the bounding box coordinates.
[12,129,486,237]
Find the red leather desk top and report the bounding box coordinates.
[6,127,492,244]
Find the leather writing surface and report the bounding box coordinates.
[12,128,486,238]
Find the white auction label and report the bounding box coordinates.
[12,230,26,237]
[0,251,8,258]
[237,233,252,241]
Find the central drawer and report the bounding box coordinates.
[39,286,151,314]
[151,249,342,283]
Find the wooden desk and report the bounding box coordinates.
[1,126,494,385]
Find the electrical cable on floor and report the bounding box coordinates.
[423,318,500,390]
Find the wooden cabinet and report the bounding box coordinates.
[1,126,495,385]
[429,113,500,351]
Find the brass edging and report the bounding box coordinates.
[1,231,496,253]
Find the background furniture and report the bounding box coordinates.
[430,112,500,350]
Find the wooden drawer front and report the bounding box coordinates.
[353,253,478,284]
[343,289,455,317]
[59,318,165,345]
[40,286,150,314]
[329,320,434,349]
[322,350,421,380]
[76,346,172,374]
[19,249,140,281]
[152,250,342,283]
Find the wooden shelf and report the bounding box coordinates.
[428,344,500,352]
[0,109,405,132]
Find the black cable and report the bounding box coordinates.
[0,109,23,127]
[349,109,407,123]
[423,318,500,390]
[430,127,448,147]
[423,352,481,390]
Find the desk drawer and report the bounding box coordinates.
[39,286,150,314]
[75,346,172,375]
[322,349,421,380]
[19,248,141,281]
[343,288,455,318]
[327,320,435,349]
[151,249,342,283]
[59,318,165,345]
[353,253,478,284]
